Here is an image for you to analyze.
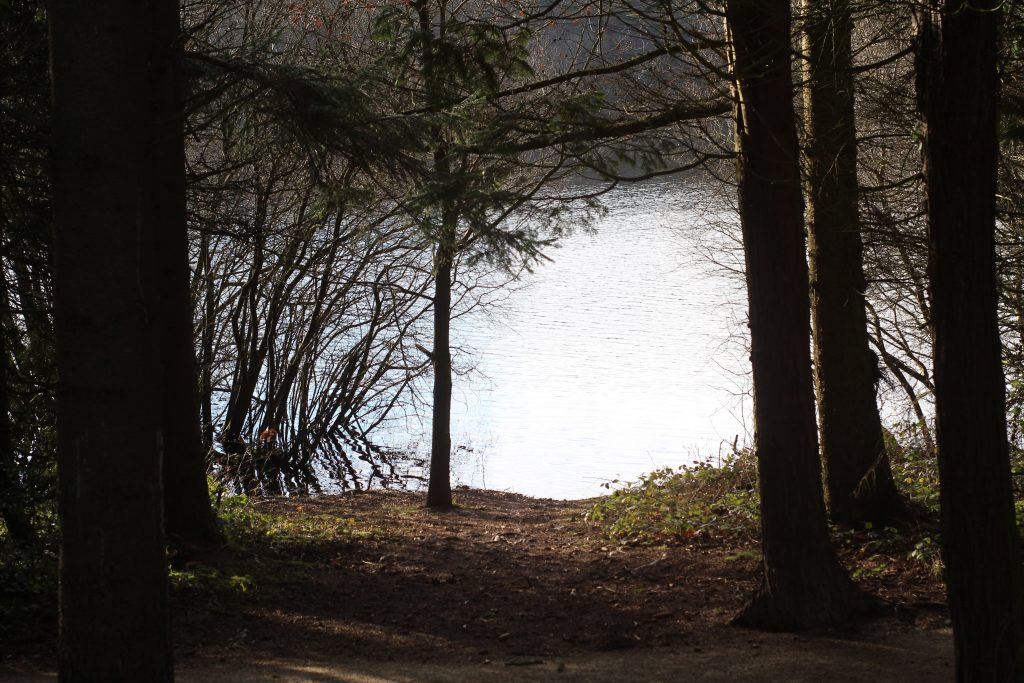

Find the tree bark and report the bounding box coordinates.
[50,0,174,679]
[726,0,878,629]
[426,237,454,509]
[418,0,455,510]
[916,1,1024,678]
[0,270,35,542]
[801,0,908,525]
[155,0,221,546]
[198,232,216,451]
[0,327,34,542]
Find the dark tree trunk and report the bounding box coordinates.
[916,1,1024,678]
[426,238,454,510]
[198,233,216,451]
[419,1,455,510]
[0,324,34,542]
[0,274,35,542]
[802,0,908,525]
[50,0,174,679]
[726,0,878,630]
[155,1,220,546]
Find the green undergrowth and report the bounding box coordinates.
[587,450,760,546]
[587,432,958,578]
[0,507,60,645]
[0,534,58,646]
[212,481,382,549]
[884,424,941,515]
[172,482,384,596]
[169,562,255,594]
[886,423,1024,538]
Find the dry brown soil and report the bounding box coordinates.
[2,489,953,681]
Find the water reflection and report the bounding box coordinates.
[210,427,424,496]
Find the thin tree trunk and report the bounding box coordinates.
[726,0,878,629]
[917,1,1024,678]
[426,237,454,509]
[802,0,908,525]
[419,0,455,510]
[50,0,174,678]
[155,0,220,546]
[198,232,216,451]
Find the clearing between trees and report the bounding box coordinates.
[4,489,952,681]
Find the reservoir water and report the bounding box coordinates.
[426,179,754,499]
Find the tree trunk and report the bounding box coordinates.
[155,1,221,546]
[420,1,455,510]
[801,0,909,525]
[916,1,1024,678]
[726,0,878,630]
[0,325,34,542]
[0,269,35,542]
[50,0,174,679]
[426,238,454,510]
[198,233,216,451]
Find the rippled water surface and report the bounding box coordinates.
[431,179,753,499]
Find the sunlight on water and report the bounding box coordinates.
[442,179,753,499]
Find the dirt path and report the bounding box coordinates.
[1,630,955,683]
[3,489,953,681]
[174,628,954,681]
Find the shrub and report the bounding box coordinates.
[587,450,759,546]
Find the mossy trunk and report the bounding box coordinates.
[802,0,908,526]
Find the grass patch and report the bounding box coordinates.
[169,563,255,594]
[212,481,380,547]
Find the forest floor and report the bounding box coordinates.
[2,489,953,682]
